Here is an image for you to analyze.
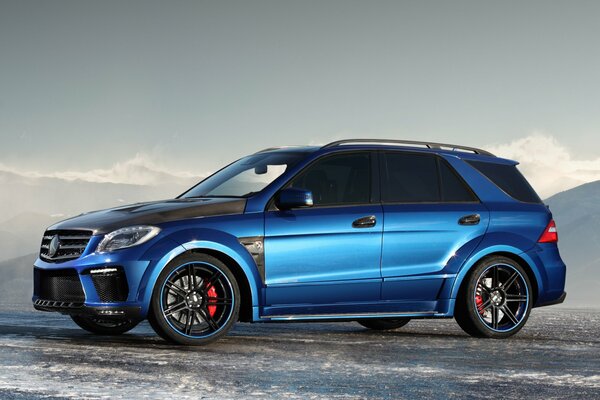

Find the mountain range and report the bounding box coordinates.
[545,181,600,307]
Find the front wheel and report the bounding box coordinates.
[149,253,240,345]
[455,256,532,339]
[70,315,139,335]
[357,318,410,330]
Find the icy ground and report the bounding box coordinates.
[0,307,598,399]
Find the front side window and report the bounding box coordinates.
[381,152,477,203]
[288,153,371,206]
[182,152,308,198]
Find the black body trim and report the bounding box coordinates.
[535,291,567,308]
[239,236,265,283]
[33,300,142,321]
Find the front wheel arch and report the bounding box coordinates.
[190,249,254,322]
[138,238,262,320]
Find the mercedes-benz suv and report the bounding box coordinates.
[33,139,567,345]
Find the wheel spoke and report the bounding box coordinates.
[208,297,232,306]
[503,272,519,290]
[184,309,194,335]
[491,306,499,329]
[165,281,187,298]
[204,271,221,290]
[479,284,492,294]
[164,301,187,317]
[502,305,519,325]
[506,294,527,302]
[187,265,196,291]
[199,307,220,331]
[492,266,499,288]
[477,298,492,313]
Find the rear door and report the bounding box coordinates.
[380,151,489,301]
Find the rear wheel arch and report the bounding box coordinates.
[492,252,539,305]
[455,251,539,306]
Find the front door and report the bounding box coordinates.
[263,151,383,316]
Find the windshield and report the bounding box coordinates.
[181,152,308,198]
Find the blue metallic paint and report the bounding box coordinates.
[33,143,567,325]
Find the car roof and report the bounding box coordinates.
[255,140,517,165]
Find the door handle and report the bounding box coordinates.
[458,214,480,225]
[352,215,377,228]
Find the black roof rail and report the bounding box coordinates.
[253,146,305,154]
[322,139,495,157]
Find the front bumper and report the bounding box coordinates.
[33,250,152,319]
[33,299,142,321]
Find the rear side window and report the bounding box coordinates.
[467,160,542,203]
[382,153,439,202]
[438,160,478,202]
[381,152,477,203]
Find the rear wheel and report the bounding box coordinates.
[149,253,240,345]
[70,315,139,335]
[455,256,532,338]
[357,318,410,330]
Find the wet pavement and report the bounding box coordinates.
[0,307,598,399]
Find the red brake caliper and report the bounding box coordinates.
[207,285,217,317]
[475,293,484,315]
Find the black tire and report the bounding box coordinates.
[70,315,139,335]
[357,318,410,330]
[149,253,240,345]
[455,255,533,339]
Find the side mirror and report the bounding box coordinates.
[275,188,314,210]
[254,165,268,175]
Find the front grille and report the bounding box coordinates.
[34,268,85,303]
[40,230,93,263]
[89,268,129,302]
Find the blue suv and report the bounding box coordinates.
[33,139,567,345]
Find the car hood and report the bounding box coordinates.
[47,197,247,234]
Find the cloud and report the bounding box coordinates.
[486,133,600,198]
[0,153,203,186]
[1,134,597,198]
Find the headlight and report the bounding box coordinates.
[97,225,161,253]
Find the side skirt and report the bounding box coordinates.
[260,310,449,322]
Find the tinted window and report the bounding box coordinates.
[289,153,371,206]
[468,160,542,203]
[382,153,477,203]
[439,160,478,202]
[382,153,440,202]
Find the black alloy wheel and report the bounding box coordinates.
[149,253,240,345]
[455,255,532,338]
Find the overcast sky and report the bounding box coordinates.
[1,1,599,196]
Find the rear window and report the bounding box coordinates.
[467,160,542,203]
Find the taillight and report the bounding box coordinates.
[538,219,558,243]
